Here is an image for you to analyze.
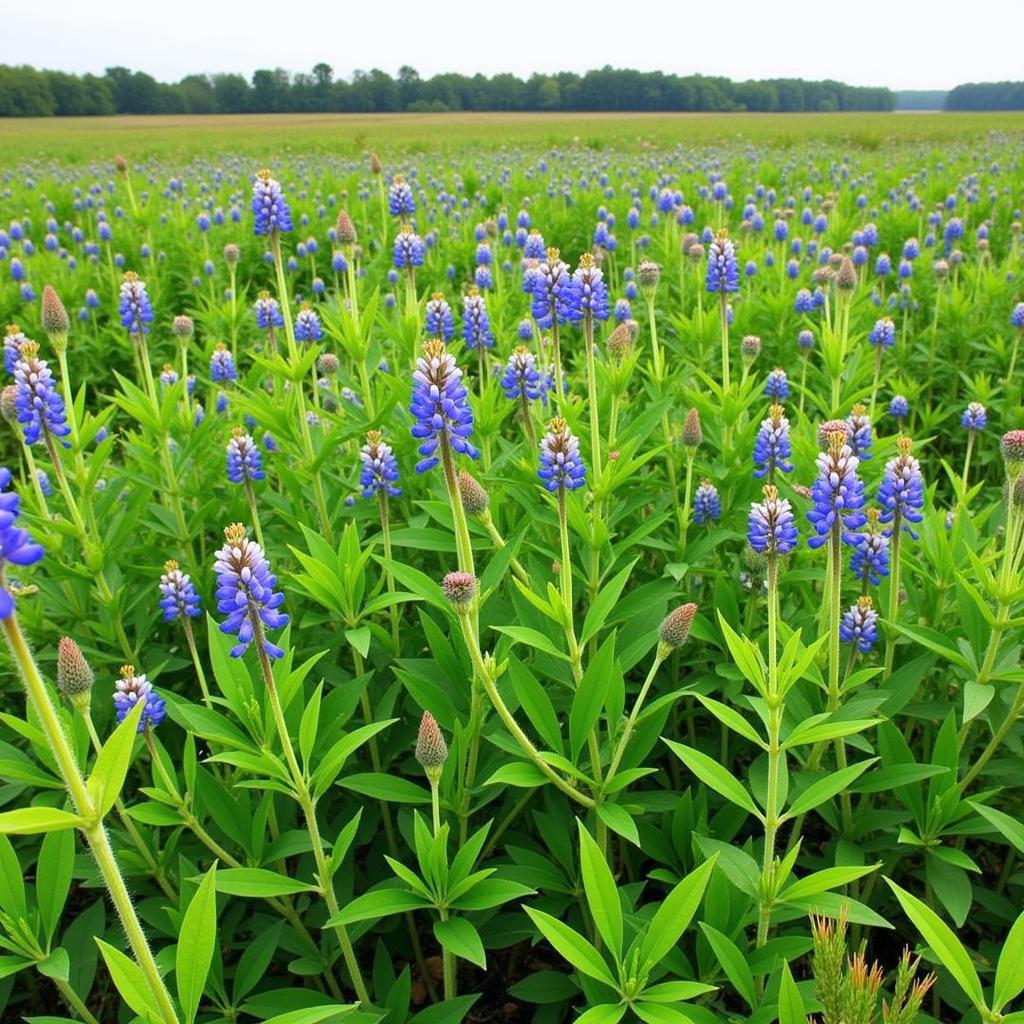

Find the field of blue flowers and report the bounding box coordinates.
[1,135,1024,1024]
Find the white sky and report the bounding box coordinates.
[4,0,1019,92]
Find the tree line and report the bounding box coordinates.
[944,81,1024,111]
[0,63,897,116]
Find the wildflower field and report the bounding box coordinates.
[1,110,1024,1024]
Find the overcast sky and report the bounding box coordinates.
[4,0,1019,92]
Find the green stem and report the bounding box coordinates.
[182,616,211,708]
[455,612,594,808]
[2,614,180,1024]
[883,518,902,678]
[480,512,528,585]
[438,907,457,998]
[757,556,782,952]
[244,478,265,551]
[605,651,665,784]
[270,231,333,543]
[82,712,178,904]
[251,618,370,1004]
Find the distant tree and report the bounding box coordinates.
[251,68,292,112]
[212,73,251,113]
[0,61,901,116]
[0,65,54,116]
[176,74,216,113]
[537,77,561,110]
[398,65,421,109]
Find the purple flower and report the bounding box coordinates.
[565,253,609,323]
[294,304,322,343]
[877,437,924,538]
[360,430,402,499]
[14,341,70,447]
[388,176,416,218]
[252,170,292,236]
[0,466,44,619]
[118,272,153,334]
[409,341,478,473]
[764,368,789,401]
[693,479,721,525]
[748,484,798,555]
[538,417,586,493]
[531,248,571,326]
[868,317,895,348]
[254,291,284,330]
[226,428,265,484]
[210,344,237,383]
[462,288,494,350]
[214,523,288,659]
[705,230,739,294]
[113,666,166,731]
[806,431,867,549]
[846,405,873,461]
[753,405,793,480]
[4,325,28,375]
[158,560,201,622]
[962,402,987,431]
[425,293,454,341]
[850,512,890,585]
[840,597,879,653]
[501,346,543,401]
[393,229,425,269]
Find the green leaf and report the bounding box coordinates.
[312,720,397,798]
[782,760,877,820]
[36,947,70,983]
[339,773,431,804]
[483,762,549,789]
[96,938,161,1022]
[633,1002,695,1024]
[641,980,717,1002]
[344,626,372,658]
[507,970,580,1004]
[777,960,806,1024]
[581,561,636,645]
[971,802,1024,855]
[0,956,31,981]
[410,995,480,1024]
[177,863,218,1024]
[664,740,760,818]
[994,908,1024,1012]
[260,1007,357,1024]
[717,611,767,693]
[578,821,623,959]
[36,828,75,945]
[640,855,717,970]
[326,888,430,927]
[434,917,486,969]
[491,625,569,661]
[699,924,756,1009]
[86,700,145,818]
[780,865,879,902]
[570,633,617,761]
[890,623,974,672]
[884,878,985,1010]
[574,1007,627,1024]
[692,694,765,748]
[214,868,318,898]
[596,802,640,846]
[299,681,323,767]
[523,907,616,988]
[0,807,83,835]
